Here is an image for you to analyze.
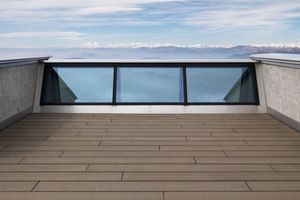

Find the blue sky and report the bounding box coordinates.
[1,0,300,48]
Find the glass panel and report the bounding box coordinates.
[42,67,113,103]
[116,67,184,103]
[187,66,256,103]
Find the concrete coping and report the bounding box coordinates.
[45,59,256,64]
[0,57,50,69]
[250,53,300,69]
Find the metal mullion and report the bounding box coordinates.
[112,66,118,105]
[183,66,188,105]
[250,63,260,105]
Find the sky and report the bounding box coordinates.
[1,0,300,48]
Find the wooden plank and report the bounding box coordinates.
[272,165,300,171]
[34,181,249,192]
[194,157,300,164]
[225,151,300,157]
[0,172,122,181]
[188,136,300,141]
[47,136,187,141]
[211,132,300,136]
[0,182,37,191]
[0,192,164,200]
[248,181,300,191]
[182,125,289,129]
[88,164,273,172]
[0,141,100,146]
[20,157,195,164]
[101,141,247,146]
[0,132,79,137]
[165,192,300,200]
[86,125,183,129]
[0,151,63,157]
[61,151,225,157]
[0,165,87,172]
[247,141,300,146]
[97,146,160,151]
[79,132,211,137]
[9,124,61,129]
[160,145,300,151]
[235,128,296,133]
[123,172,300,181]
[0,137,47,141]
[0,158,23,164]
[4,145,159,151]
[107,128,233,133]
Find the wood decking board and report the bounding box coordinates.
[33,181,250,191]
[0,113,299,199]
[0,192,164,200]
[164,192,300,200]
[87,164,274,172]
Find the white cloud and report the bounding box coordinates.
[1,0,300,47]
[1,0,300,30]
[80,40,300,49]
[76,7,142,15]
[0,0,174,15]
[2,0,175,8]
[0,31,83,39]
[184,1,300,29]
[81,42,181,48]
[0,0,177,27]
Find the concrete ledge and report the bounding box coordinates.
[45,58,256,64]
[0,57,50,69]
[0,107,32,131]
[267,107,300,132]
[251,53,300,69]
[39,105,260,114]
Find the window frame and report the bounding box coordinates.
[40,63,115,105]
[115,64,185,104]
[185,63,260,105]
[40,62,260,106]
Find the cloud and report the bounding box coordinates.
[75,7,142,15]
[0,0,178,28]
[1,0,300,30]
[0,31,84,39]
[80,41,300,49]
[1,0,300,47]
[81,42,182,48]
[183,1,300,30]
[0,0,175,16]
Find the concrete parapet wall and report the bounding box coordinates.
[262,63,300,122]
[0,57,49,130]
[251,54,300,131]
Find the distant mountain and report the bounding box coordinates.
[0,45,300,59]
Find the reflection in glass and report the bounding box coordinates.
[42,67,113,103]
[116,67,184,103]
[187,67,256,103]
[41,64,258,105]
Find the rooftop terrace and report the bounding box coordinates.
[0,54,299,199]
[0,113,300,200]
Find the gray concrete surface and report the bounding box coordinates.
[252,54,300,131]
[0,57,49,130]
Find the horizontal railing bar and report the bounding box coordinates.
[44,59,256,64]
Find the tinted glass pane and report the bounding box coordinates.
[116,67,184,103]
[187,67,256,103]
[42,67,113,103]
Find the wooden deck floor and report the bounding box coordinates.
[0,113,300,199]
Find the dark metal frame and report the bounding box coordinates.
[40,62,260,106]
